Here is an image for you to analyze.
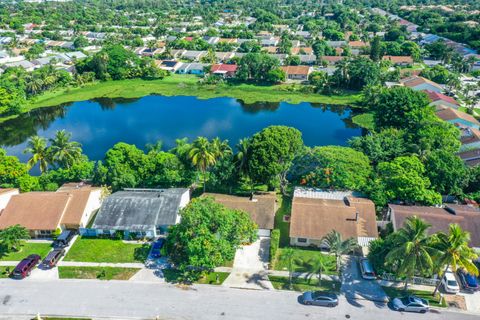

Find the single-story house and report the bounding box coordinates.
[90,188,190,239]
[280,66,312,81]
[0,188,18,211]
[436,105,480,129]
[299,54,317,65]
[0,185,102,237]
[348,41,369,49]
[176,62,207,75]
[400,76,443,93]
[425,90,460,109]
[181,50,206,61]
[210,63,237,78]
[289,188,378,248]
[382,55,413,66]
[205,193,277,237]
[155,60,183,72]
[320,56,345,65]
[458,149,480,167]
[291,47,313,55]
[389,204,480,250]
[326,41,347,48]
[214,51,235,62]
[460,127,480,152]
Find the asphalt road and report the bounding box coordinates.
[0,279,479,320]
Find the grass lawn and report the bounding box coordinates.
[58,266,140,280]
[32,318,91,320]
[382,286,447,308]
[351,112,375,131]
[272,247,337,275]
[274,194,292,247]
[162,269,229,285]
[0,75,362,123]
[269,276,341,293]
[0,242,52,261]
[0,266,11,278]
[63,237,150,263]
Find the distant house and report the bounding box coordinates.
[326,41,347,48]
[425,90,460,109]
[400,76,443,93]
[205,193,277,237]
[460,127,480,152]
[382,55,413,66]
[280,66,312,81]
[0,188,18,211]
[320,56,345,65]
[289,188,378,248]
[458,149,480,167]
[155,60,183,72]
[90,188,190,239]
[176,62,207,75]
[436,106,480,129]
[348,41,368,49]
[210,63,237,78]
[181,50,206,61]
[291,47,313,55]
[299,54,317,65]
[214,51,235,62]
[389,204,480,249]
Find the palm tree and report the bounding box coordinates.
[282,248,296,289]
[235,138,254,192]
[386,216,439,291]
[48,130,82,168]
[188,137,217,193]
[432,224,479,295]
[302,256,335,287]
[23,136,50,173]
[322,230,358,272]
[211,137,232,159]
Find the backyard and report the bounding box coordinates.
[63,238,150,263]
[58,266,140,280]
[274,195,292,247]
[0,241,52,261]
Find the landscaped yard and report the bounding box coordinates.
[0,242,52,261]
[382,286,447,308]
[269,276,341,293]
[58,266,140,280]
[162,269,230,285]
[272,247,337,275]
[274,195,292,247]
[0,266,11,278]
[63,238,150,263]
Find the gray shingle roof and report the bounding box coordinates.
[92,188,188,231]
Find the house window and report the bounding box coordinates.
[297,238,308,243]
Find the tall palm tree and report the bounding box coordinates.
[432,224,479,295]
[188,137,216,193]
[235,138,253,192]
[322,230,358,273]
[48,130,82,168]
[283,248,296,289]
[211,137,232,159]
[386,216,439,291]
[23,136,50,173]
[302,256,335,287]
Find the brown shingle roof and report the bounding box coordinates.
[382,55,413,64]
[400,76,443,91]
[60,189,93,226]
[436,107,480,125]
[205,193,277,229]
[280,65,311,75]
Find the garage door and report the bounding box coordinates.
[258,229,271,237]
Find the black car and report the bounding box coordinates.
[41,248,65,268]
[150,238,165,258]
[54,230,76,248]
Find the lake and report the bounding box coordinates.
[0,95,361,162]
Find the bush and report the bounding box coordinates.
[270,229,280,263]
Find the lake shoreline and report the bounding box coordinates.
[0,75,362,123]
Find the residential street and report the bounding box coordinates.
[0,279,479,320]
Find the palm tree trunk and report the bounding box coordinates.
[404,277,409,292]
[433,263,450,296]
[203,170,206,193]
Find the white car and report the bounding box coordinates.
[442,271,460,294]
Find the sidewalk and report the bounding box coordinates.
[58,261,145,268]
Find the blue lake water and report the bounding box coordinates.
[0,95,361,162]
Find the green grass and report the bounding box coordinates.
[162,269,229,285]
[0,242,52,261]
[0,75,362,123]
[63,238,150,263]
[0,266,11,278]
[274,194,292,248]
[351,112,375,131]
[58,266,140,280]
[273,247,337,275]
[32,318,91,320]
[269,276,341,293]
[382,286,447,308]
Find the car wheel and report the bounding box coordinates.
[328,303,334,308]
[420,310,427,314]
[305,301,312,306]
[398,308,405,312]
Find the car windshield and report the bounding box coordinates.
[447,280,458,286]
[312,292,332,300]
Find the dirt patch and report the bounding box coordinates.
[444,294,467,310]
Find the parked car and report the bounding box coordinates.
[457,270,479,293]
[392,295,429,313]
[301,291,338,307]
[11,254,41,279]
[359,258,376,280]
[53,230,76,248]
[442,271,460,294]
[150,238,165,259]
[41,248,65,268]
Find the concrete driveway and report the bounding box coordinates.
[222,237,273,290]
[341,255,388,303]
[460,291,480,313]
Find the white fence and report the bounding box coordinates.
[381,273,440,287]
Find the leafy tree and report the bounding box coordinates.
[248,126,303,194]
[265,67,286,83]
[282,247,296,289]
[386,216,439,291]
[332,57,381,90]
[409,120,461,156]
[238,40,261,53]
[236,53,280,83]
[48,130,82,169]
[23,136,49,173]
[424,150,468,195]
[370,36,383,62]
[377,156,441,205]
[0,225,30,253]
[432,224,478,295]
[189,137,217,193]
[322,230,358,272]
[0,149,28,187]
[73,35,89,49]
[308,71,329,93]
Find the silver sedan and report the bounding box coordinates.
[301,291,339,307]
[392,295,430,313]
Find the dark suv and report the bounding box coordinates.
[12,254,41,279]
[41,248,65,268]
[53,230,76,248]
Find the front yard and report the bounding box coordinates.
[382,286,447,308]
[269,276,341,293]
[63,238,150,263]
[58,266,140,280]
[162,269,230,285]
[272,247,337,275]
[0,242,52,261]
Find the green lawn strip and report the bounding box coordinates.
[0,266,11,278]
[162,269,229,285]
[351,112,375,131]
[269,275,341,293]
[0,242,52,261]
[381,286,447,308]
[274,194,292,248]
[63,238,150,263]
[31,317,91,320]
[273,247,337,275]
[58,266,140,280]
